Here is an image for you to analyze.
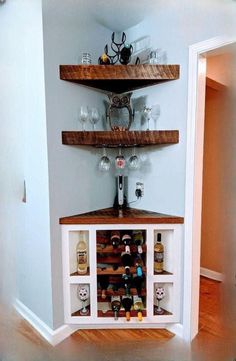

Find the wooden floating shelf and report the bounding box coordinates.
[97,266,146,275]
[97,244,147,254]
[97,309,147,318]
[62,130,179,148]
[60,64,180,93]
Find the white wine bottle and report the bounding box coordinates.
[154,233,164,274]
[76,234,88,275]
[133,295,144,321]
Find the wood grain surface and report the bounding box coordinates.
[60,207,184,225]
[62,130,179,147]
[60,64,180,93]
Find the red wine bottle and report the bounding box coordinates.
[133,230,144,254]
[122,234,132,253]
[122,295,133,321]
[110,230,121,249]
[98,275,109,300]
[122,266,133,295]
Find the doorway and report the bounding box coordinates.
[183,37,236,341]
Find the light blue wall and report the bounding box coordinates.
[42,2,116,328]
[124,0,236,216]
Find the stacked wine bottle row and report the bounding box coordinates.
[96,230,146,321]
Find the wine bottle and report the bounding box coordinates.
[122,267,132,295]
[132,254,143,296]
[133,295,144,321]
[154,233,164,274]
[98,53,111,65]
[111,296,121,320]
[122,234,132,253]
[110,230,121,249]
[76,235,88,275]
[133,230,144,254]
[122,295,133,321]
[98,275,109,300]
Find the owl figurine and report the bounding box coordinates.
[107,93,134,131]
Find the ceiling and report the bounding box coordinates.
[43,0,157,31]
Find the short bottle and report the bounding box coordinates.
[154,233,164,274]
[76,235,88,275]
[98,53,111,65]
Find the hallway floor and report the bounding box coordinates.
[1,277,236,361]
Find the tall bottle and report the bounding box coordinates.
[111,296,121,320]
[76,234,88,275]
[133,295,144,321]
[154,233,164,274]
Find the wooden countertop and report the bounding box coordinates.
[59,207,184,225]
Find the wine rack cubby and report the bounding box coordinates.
[62,216,183,327]
[96,229,146,320]
[69,231,90,276]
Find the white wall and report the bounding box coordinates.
[0,0,53,328]
[42,2,115,328]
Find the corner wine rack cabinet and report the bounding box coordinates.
[61,208,183,328]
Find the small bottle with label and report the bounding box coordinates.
[76,234,88,275]
[154,233,164,274]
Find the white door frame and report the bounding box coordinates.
[183,35,236,341]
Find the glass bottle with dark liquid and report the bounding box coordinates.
[122,295,133,321]
[111,296,121,320]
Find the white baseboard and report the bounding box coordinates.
[167,323,183,338]
[14,299,78,346]
[200,267,224,282]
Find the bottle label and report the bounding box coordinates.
[154,251,164,263]
[77,250,87,264]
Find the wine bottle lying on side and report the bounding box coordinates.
[122,295,133,321]
[111,295,121,320]
[133,295,144,321]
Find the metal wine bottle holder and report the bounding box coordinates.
[103,32,133,65]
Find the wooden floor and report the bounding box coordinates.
[1,277,236,361]
[70,327,174,343]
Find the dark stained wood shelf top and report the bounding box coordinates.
[62,130,179,148]
[60,64,180,93]
[60,207,184,225]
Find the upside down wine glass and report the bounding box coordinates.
[99,148,111,172]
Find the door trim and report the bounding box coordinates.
[183,36,236,341]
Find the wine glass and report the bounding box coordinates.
[151,104,161,130]
[143,106,152,130]
[115,148,126,169]
[99,148,111,172]
[155,286,165,315]
[89,107,100,131]
[77,285,89,316]
[128,147,140,170]
[79,106,89,131]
